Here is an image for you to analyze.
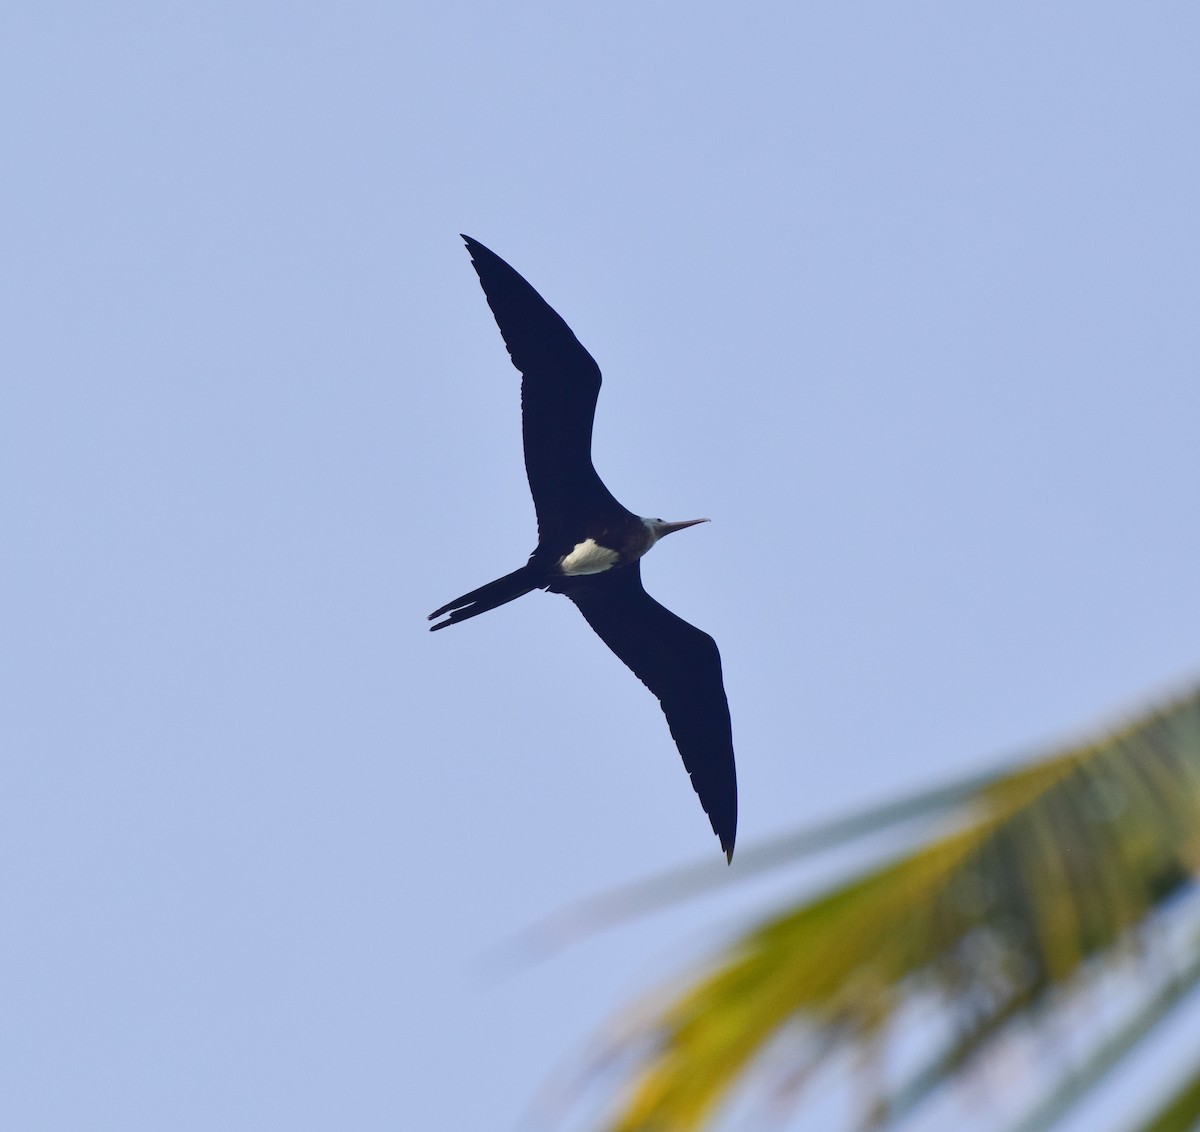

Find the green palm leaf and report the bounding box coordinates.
[1136,1061,1200,1132]
[597,686,1200,1131]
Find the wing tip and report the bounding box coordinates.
[709,798,737,864]
[719,824,737,864]
[697,782,737,863]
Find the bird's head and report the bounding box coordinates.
[644,516,710,545]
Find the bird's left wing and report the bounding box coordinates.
[559,563,738,861]
[461,236,630,544]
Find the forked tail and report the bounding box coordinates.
[428,565,541,631]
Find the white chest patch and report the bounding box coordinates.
[558,538,620,576]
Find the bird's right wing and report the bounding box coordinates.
[559,563,738,861]
[462,236,630,542]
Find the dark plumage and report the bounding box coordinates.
[429,236,737,861]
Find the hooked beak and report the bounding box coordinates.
[652,517,710,539]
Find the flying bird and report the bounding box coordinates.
[429,236,737,861]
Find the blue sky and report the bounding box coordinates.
[4,3,1199,1129]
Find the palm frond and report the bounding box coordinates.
[1134,1055,1200,1132]
[992,932,1200,1132]
[502,765,1006,967]
[598,686,1200,1131]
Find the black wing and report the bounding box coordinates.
[461,236,633,544]
[559,562,738,860]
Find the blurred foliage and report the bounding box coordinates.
[1139,1064,1200,1132]
[593,686,1200,1131]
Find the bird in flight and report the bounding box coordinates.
[429,236,737,861]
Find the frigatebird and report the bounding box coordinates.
[429,236,737,861]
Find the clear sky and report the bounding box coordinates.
[3,3,1199,1129]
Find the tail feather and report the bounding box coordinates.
[428,565,540,631]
